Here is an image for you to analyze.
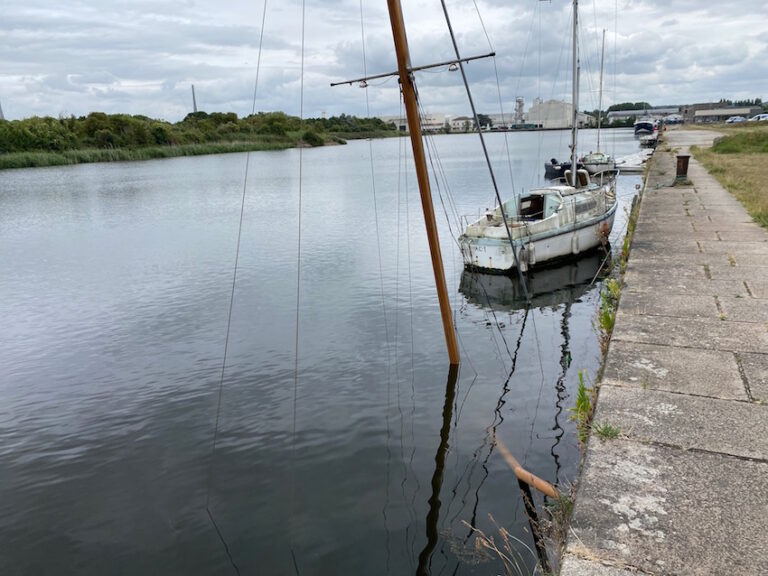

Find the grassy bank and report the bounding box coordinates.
[0,110,399,170]
[0,139,298,170]
[691,125,768,228]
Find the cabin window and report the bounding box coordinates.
[544,195,561,218]
[519,195,544,220]
[575,198,597,215]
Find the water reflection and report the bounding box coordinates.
[416,364,459,575]
[0,133,641,575]
[458,248,610,311]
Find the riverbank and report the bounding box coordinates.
[0,140,296,170]
[560,129,768,575]
[0,111,398,170]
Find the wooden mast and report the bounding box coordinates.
[386,0,460,366]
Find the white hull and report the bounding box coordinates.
[459,177,617,273]
[581,152,614,176]
[460,207,615,273]
[583,161,614,175]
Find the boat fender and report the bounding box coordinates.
[518,247,528,273]
[572,235,580,254]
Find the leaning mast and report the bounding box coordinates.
[386,0,460,366]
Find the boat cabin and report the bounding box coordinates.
[518,190,563,221]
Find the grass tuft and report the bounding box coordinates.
[569,370,595,444]
[592,422,620,441]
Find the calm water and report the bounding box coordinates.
[0,129,642,575]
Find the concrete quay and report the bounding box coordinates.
[560,129,768,575]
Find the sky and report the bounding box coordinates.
[2,0,767,122]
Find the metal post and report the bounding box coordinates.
[570,0,579,186]
[386,0,460,366]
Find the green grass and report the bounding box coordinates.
[691,125,768,229]
[597,278,621,335]
[711,130,768,154]
[0,140,296,170]
[569,370,594,444]
[592,422,621,441]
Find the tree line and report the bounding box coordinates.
[0,111,397,154]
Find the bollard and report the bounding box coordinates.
[676,154,691,181]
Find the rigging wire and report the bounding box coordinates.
[437,0,529,303]
[205,1,269,573]
[414,103,514,375]
[290,0,306,573]
[396,95,419,572]
[357,2,396,568]
[402,108,424,565]
[538,3,574,185]
[469,0,516,199]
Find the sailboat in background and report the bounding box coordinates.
[459,0,617,274]
[581,29,615,175]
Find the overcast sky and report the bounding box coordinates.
[2,0,767,122]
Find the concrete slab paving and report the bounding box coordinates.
[623,261,706,281]
[628,240,701,256]
[612,312,768,353]
[562,129,768,576]
[709,229,768,242]
[718,295,768,323]
[619,276,749,298]
[626,252,734,269]
[739,352,768,402]
[706,262,768,281]
[592,385,768,460]
[700,241,768,255]
[602,341,747,400]
[567,441,768,576]
[617,291,719,319]
[743,280,768,299]
[559,555,640,576]
[731,253,767,267]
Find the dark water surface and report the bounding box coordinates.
[0,130,642,575]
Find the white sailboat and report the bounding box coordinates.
[459,0,617,274]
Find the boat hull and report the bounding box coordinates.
[544,160,584,180]
[633,121,654,135]
[582,161,615,175]
[459,201,617,274]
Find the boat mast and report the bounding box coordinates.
[386,0,460,366]
[597,29,605,152]
[570,0,579,186]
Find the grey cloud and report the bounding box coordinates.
[1,0,767,121]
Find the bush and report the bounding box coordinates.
[302,130,324,147]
